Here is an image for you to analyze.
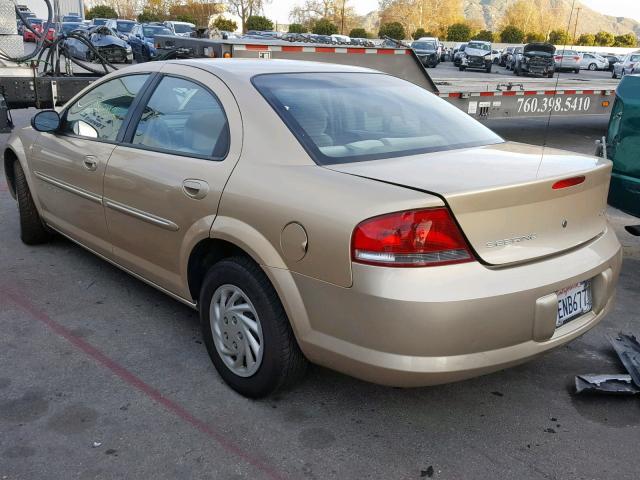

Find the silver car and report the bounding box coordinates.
[612,53,640,79]
[580,52,608,71]
[554,50,582,73]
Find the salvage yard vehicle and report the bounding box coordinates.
[3,59,622,397]
[554,49,581,73]
[22,17,42,41]
[611,53,640,79]
[580,52,608,71]
[64,25,133,63]
[597,74,640,219]
[411,39,439,68]
[453,43,467,66]
[514,42,555,78]
[128,24,174,62]
[105,19,138,40]
[459,40,493,72]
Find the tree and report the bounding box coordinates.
[289,23,306,33]
[171,1,223,26]
[137,8,163,22]
[548,29,569,45]
[86,5,118,20]
[312,18,338,35]
[500,25,524,43]
[225,0,266,33]
[213,17,238,31]
[379,0,464,39]
[446,23,471,42]
[525,32,545,43]
[349,27,368,38]
[176,14,197,24]
[473,30,494,42]
[290,1,358,35]
[577,33,595,46]
[246,15,273,31]
[378,21,405,40]
[613,33,637,47]
[412,27,427,39]
[594,31,615,46]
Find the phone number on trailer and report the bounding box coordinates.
[516,96,592,114]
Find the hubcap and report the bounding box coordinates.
[210,284,264,377]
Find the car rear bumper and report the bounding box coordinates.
[284,226,622,386]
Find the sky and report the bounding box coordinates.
[264,0,640,25]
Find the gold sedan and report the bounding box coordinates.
[3,59,622,397]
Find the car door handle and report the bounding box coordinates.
[182,179,209,200]
[83,155,98,171]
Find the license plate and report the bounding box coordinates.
[556,281,592,327]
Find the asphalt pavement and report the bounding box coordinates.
[1,60,639,480]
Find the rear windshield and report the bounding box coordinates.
[253,73,503,165]
[173,23,193,33]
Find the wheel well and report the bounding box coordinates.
[3,148,17,197]
[187,238,252,302]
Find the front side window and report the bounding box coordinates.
[131,76,229,158]
[63,74,149,141]
[253,73,502,165]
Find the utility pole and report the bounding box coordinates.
[572,7,581,43]
[340,0,345,35]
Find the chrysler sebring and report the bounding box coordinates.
[3,59,622,397]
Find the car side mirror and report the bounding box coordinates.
[31,110,60,132]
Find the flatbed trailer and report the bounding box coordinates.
[155,36,617,121]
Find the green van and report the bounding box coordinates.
[599,75,640,221]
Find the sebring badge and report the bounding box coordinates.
[486,233,537,248]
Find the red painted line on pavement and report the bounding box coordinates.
[0,288,288,480]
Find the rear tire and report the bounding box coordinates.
[588,63,596,71]
[13,161,51,245]
[199,257,307,398]
[459,66,465,71]
[612,71,617,79]
[486,63,492,73]
[574,69,580,74]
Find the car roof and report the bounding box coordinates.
[166,58,376,80]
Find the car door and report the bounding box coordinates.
[29,73,152,257]
[102,64,243,299]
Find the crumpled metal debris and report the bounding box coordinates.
[575,374,640,395]
[575,332,640,395]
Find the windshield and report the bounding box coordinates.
[93,19,107,26]
[63,16,81,22]
[143,26,172,38]
[117,21,135,33]
[253,73,503,165]
[412,42,436,50]
[630,55,640,62]
[467,42,490,51]
[173,23,193,33]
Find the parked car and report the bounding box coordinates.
[554,49,581,73]
[60,21,85,36]
[16,11,36,35]
[330,34,351,44]
[602,54,621,71]
[491,49,500,64]
[128,24,174,62]
[417,36,441,58]
[22,18,43,42]
[91,18,109,26]
[459,40,493,72]
[597,74,640,219]
[611,53,640,78]
[411,40,439,68]
[105,19,138,40]
[5,60,621,397]
[64,25,132,63]
[499,46,516,66]
[62,14,82,23]
[453,43,467,66]
[580,52,608,71]
[163,20,195,37]
[513,42,555,77]
[505,47,522,70]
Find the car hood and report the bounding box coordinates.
[325,142,611,265]
[524,43,555,57]
[92,34,127,48]
[465,47,490,56]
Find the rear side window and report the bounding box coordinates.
[131,76,229,158]
[253,73,502,165]
[63,74,149,141]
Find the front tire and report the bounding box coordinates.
[588,63,596,71]
[200,257,307,398]
[14,161,51,245]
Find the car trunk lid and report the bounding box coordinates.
[326,142,611,265]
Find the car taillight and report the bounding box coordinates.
[352,208,474,267]
[552,176,585,189]
[573,56,580,61]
